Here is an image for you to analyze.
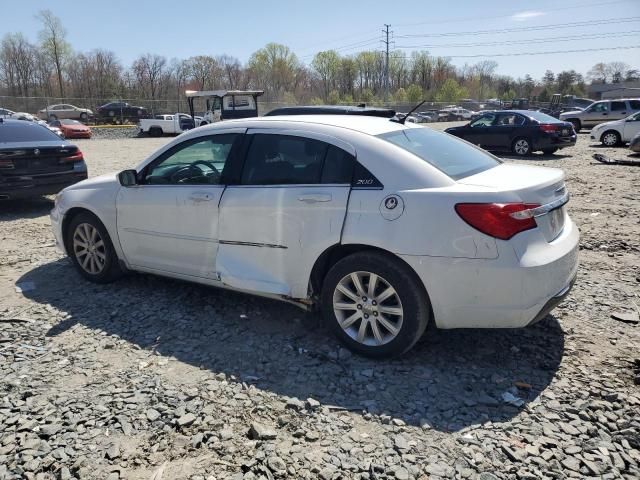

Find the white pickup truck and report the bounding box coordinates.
[138,113,195,136]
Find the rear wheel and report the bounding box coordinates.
[512,137,532,156]
[321,251,430,358]
[601,130,621,147]
[79,112,88,122]
[66,212,123,283]
[149,127,163,137]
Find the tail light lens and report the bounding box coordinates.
[61,151,84,163]
[539,124,558,133]
[455,203,540,240]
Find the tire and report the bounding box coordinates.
[601,130,621,147]
[512,137,532,156]
[321,251,431,358]
[199,122,208,127]
[568,119,581,132]
[48,115,57,122]
[542,148,558,155]
[79,112,88,122]
[66,212,123,284]
[149,127,162,137]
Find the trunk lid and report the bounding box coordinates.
[0,143,79,175]
[458,164,568,242]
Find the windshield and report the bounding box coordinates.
[378,127,500,180]
[60,119,81,125]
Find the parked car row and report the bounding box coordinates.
[17,102,150,124]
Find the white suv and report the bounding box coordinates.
[50,116,578,357]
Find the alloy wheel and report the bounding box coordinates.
[332,271,404,346]
[602,132,618,146]
[73,223,106,275]
[514,139,530,155]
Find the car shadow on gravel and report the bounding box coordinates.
[498,152,572,161]
[18,259,565,432]
[0,197,53,221]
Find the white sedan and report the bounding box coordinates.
[590,111,640,146]
[50,115,579,357]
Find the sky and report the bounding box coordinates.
[2,0,639,81]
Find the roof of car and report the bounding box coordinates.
[209,114,412,136]
[264,105,396,118]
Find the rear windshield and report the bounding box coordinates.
[378,127,500,180]
[525,110,564,123]
[0,123,63,143]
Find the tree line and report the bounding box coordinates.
[1,10,638,110]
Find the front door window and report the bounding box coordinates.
[144,134,238,185]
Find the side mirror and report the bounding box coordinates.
[118,169,138,187]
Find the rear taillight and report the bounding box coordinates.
[61,151,84,163]
[455,203,540,240]
[539,124,558,133]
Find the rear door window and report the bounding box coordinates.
[611,101,626,111]
[241,134,327,185]
[629,100,640,110]
[378,127,500,180]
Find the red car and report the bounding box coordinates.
[49,119,92,139]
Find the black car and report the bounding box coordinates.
[445,110,576,156]
[265,105,396,118]
[0,119,87,200]
[96,102,149,123]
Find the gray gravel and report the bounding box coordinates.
[1,124,639,479]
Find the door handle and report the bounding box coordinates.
[298,193,332,203]
[189,192,213,202]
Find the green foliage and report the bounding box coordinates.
[309,97,324,105]
[406,84,423,103]
[359,88,375,103]
[435,79,468,103]
[394,87,407,103]
[282,91,297,105]
[340,93,354,104]
[327,90,340,105]
[537,88,550,103]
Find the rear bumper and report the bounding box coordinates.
[0,166,87,199]
[400,217,579,329]
[534,135,576,150]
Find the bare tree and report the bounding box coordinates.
[36,10,70,97]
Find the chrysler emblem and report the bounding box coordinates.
[34,148,40,156]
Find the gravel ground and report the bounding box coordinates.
[1,124,639,480]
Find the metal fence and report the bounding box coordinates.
[2,95,541,124]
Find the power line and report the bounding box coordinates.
[395,17,640,38]
[393,0,634,27]
[299,37,381,59]
[394,30,640,49]
[389,45,640,59]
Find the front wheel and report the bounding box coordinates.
[601,130,621,147]
[66,212,123,283]
[512,137,532,156]
[321,251,430,358]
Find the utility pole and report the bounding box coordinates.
[382,24,391,104]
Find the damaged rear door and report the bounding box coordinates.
[216,129,355,298]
